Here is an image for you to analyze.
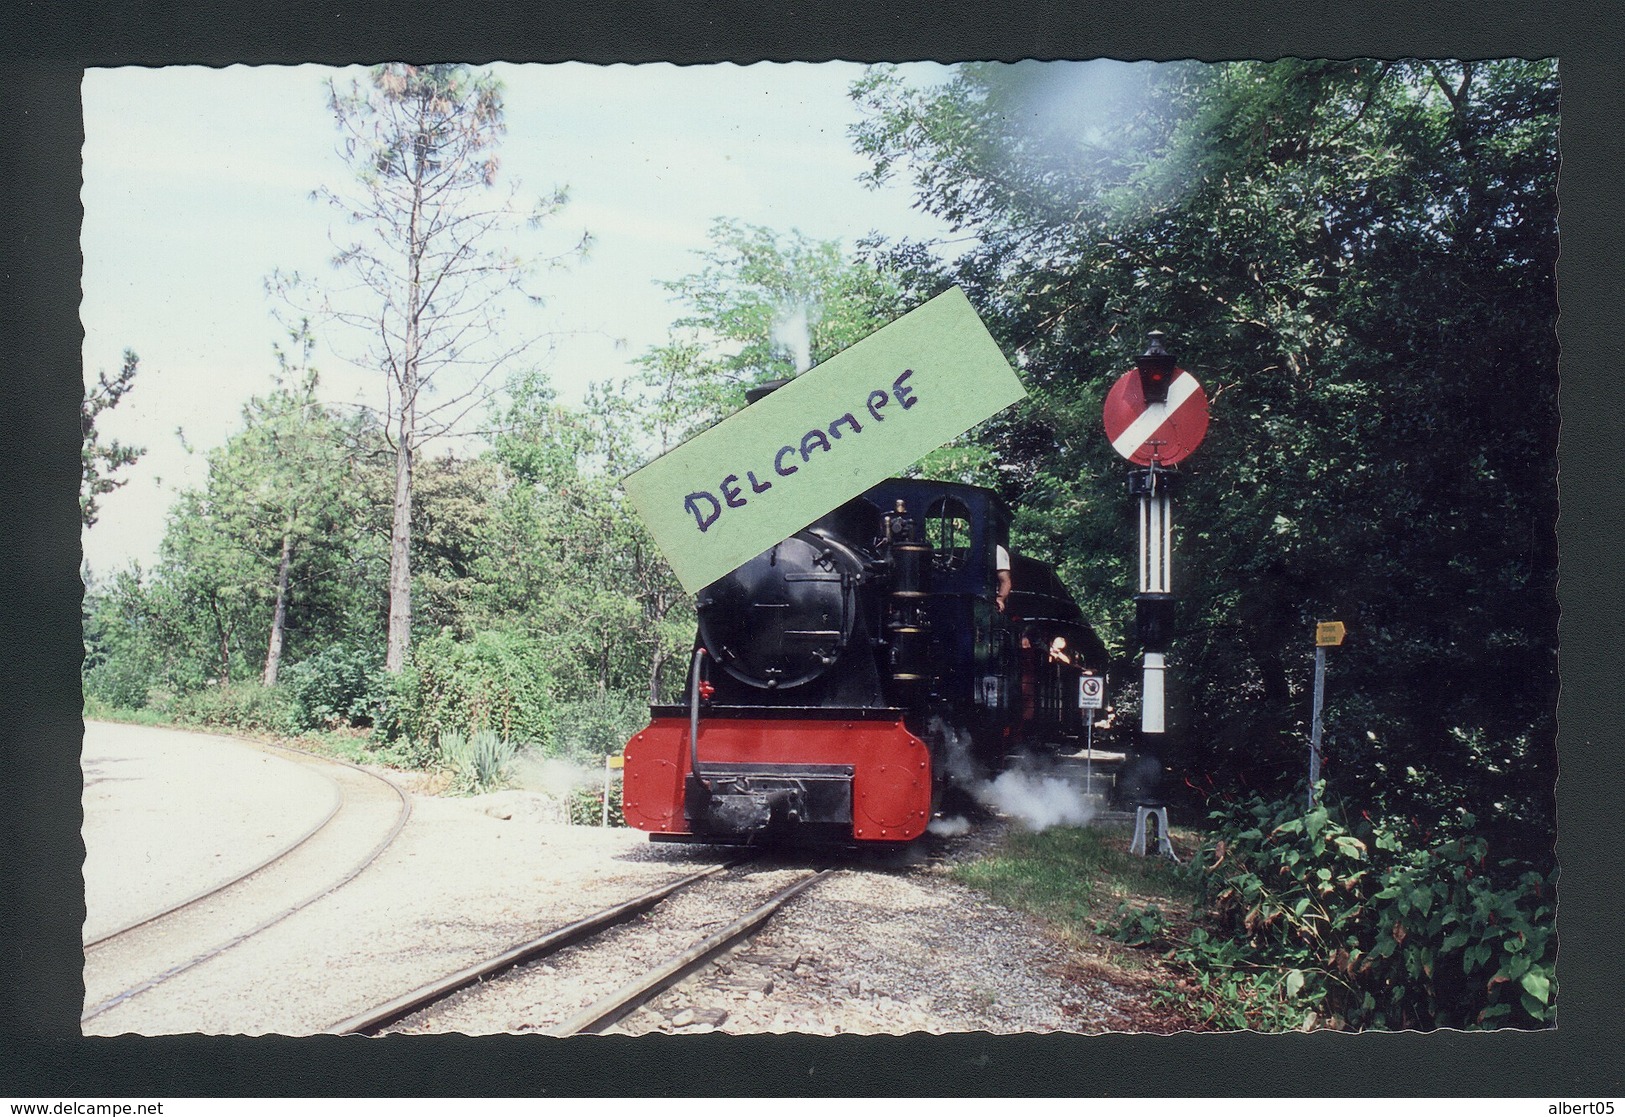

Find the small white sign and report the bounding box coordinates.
[981,675,1005,709]
[1079,675,1105,710]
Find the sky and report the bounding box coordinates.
[80,61,964,577]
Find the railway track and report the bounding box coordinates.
[331,861,832,1036]
[83,741,349,952]
[81,743,411,1031]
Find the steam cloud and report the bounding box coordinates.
[928,715,1099,834]
[975,769,1097,831]
[771,303,817,374]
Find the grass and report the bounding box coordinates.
[83,696,379,764]
[953,823,1198,943]
[952,821,1210,1032]
[82,696,176,727]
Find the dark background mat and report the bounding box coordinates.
[4,0,1619,1096]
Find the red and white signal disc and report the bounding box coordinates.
[1102,367,1209,466]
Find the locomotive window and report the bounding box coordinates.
[925,497,974,572]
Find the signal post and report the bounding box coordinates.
[1102,333,1209,840]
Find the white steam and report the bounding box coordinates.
[509,754,599,799]
[928,715,978,785]
[929,715,1098,834]
[771,303,817,374]
[974,769,1097,831]
[928,816,972,837]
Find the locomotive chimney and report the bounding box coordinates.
[745,378,791,405]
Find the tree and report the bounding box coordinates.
[81,349,146,529]
[277,63,580,673]
[159,356,370,685]
[634,220,910,446]
[853,60,1560,864]
[479,370,687,705]
[254,330,373,685]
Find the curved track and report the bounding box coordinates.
[82,743,411,1028]
[84,753,344,952]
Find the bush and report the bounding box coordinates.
[171,682,301,735]
[382,629,555,752]
[550,690,647,763]
[1107,791,1557,1031]
[82,653,161,711]
[568,771,625,827]
[280,643,389,730]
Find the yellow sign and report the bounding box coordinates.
[1315,621,1346,647]
[606,755,625,770]
[622,287,1026,594]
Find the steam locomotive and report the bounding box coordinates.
[622,474,1108,845]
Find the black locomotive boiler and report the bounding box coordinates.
[622,477,1108,844]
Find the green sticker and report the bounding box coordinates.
[623,286,1027,593]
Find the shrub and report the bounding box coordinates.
[568,772,625,827]
[1107,791,1557,1031]
[82,653,161,711]
[439,729,519,795]
[171,682,301,735]
[383,629,555,752]
[280,643,389,730]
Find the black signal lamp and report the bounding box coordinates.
[1136,592,1177,651]
[1136,331,1176,405]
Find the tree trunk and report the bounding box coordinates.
[209,596,230,682]
[384,113,428,675]
[263,525,295,686]
[647,645,668,706]
[385,425,414,673]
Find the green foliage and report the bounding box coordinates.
[171,682,302,735]
[438,729,519,795]
[1100,902,1173,949]
[568,775,625,827]
[634,219,910,446]
[81,696,176,727]
[955,824,1193,930]
[480,370,690,705]
[81,653,156,711]
[82,566,210,705]
[81,349,146,529]
[1107,792,1557,1031]
[396,452,505,639]
[550,691,648,763]
[385,629,555,750]
[852,59,1559,865]
[155,361,376,686]
[282,62,585,675]
[279,642,389,729]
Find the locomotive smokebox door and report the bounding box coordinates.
[697,534,857,690]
